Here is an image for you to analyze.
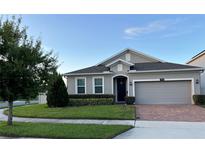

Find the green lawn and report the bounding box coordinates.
[0,122,132,139]
[0,103,39,109]
[4,104,135,120]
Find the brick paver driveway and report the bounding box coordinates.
[136,105,205,122]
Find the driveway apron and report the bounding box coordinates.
[136,104,205,122]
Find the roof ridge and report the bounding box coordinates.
[96,48,164,66]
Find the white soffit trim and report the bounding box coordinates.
[96,48,164,66]
[128,68,204,73]
[106,59,134,67]
[64,72,113,76]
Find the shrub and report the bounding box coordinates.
[193,95,205,105]
[125,96,135,105]
[68,94,115,99]
[47,74,69,107]
[68,94,115,106]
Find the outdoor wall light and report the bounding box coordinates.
[129,82,133,86]
[196,79,199,84]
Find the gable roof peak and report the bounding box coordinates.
[96,48,164,66]
[105,58,134,67]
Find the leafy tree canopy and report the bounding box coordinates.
[0,16,58,102]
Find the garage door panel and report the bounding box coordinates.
[135,81,191,104]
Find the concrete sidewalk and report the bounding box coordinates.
[0,109,135,126]
[114,120,205,139]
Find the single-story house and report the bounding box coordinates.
[187,50,205,94]
[64,48,204,104]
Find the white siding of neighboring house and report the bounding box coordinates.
[38,77,66,104]
[38,93,47,104]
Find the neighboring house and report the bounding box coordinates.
[187,50,205,94]
[64,48,203,104]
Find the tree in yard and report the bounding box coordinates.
[0,16,58,125]
[47,74,69,107]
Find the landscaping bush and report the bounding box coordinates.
[193,95,205,105]
[68,94,115,106]
[68,94,115,99]
[47,74,69,107]
[125,96,135,105]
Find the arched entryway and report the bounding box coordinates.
[113,75,128,102]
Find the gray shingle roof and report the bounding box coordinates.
[130,62,201,71]
[64,65,110,74]
[64,62,202,75]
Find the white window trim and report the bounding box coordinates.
[75,77,86,94]
[128,68,204,73]
[64,72,113,76]
[92,76,104,94]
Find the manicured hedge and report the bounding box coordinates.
[68,94,115,106]
[68,94,115,98]
[193,95,205,105]
[125,96,135,105]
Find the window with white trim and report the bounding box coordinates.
[94,77,104,94]
[76,78,85,94]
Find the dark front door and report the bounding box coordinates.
[117,77,127,102]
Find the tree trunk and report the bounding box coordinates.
[7,101,13,125]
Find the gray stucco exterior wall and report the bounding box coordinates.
[128,71,201,96]
[65,49,201,105]
[66,74,113,94]
[66,70,201,98]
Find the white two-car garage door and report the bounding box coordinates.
[135,81,192,104]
